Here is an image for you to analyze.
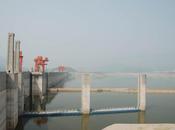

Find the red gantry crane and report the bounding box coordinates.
[58,64,65,72]
[19,51,23,72]
[34,56,49,72]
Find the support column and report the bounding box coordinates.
[137,74,146,111]
[14,41,20,73]
[32,72,47,96]
[6,33,19,130]
[81,74,90,114]
[18,73,24,115]
[6,33,15,74]
[14,41,24,115]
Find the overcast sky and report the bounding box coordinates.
[0,0,175,72]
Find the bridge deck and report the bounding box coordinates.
[48,87,175,94]
[72,72,175,78]
[22,107,139,117]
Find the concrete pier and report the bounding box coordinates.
[14,40,24,115]
[18,73,24,115]
[137,74,146,111]
[6,33,15,74]
[81,74,91,114]
[6,33,19,130]
[32,72,47,96]
[6,74,18,130]
[14,41,20,73]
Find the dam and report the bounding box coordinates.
[0,33,68,130]
[1,33,175,130]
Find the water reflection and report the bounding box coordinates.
[138,111,145,123]
[32,95,46,112]
[81,115,89,130]
[33,117,48,126]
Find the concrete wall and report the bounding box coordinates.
[48,72,68,88]
[42,73,48,94]
[22,72,68,96]
[0,71,69,130]
[32,72,68,95]
[0,72,7,130]
[22,72,31,97]
[32,73,44,96]
[18,73,24,115]
[6,74,18,130]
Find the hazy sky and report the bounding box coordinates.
[0,0,175,72]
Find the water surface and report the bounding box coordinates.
[16,75,175,130]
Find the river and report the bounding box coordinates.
[16,74,175,130]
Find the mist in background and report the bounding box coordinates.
[0,0,175,72]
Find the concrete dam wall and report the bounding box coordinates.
[48,72,68,88]
[0,72,7,130]
[0,32,69,130]
[32,72,68,95]
[0,71,68,130]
